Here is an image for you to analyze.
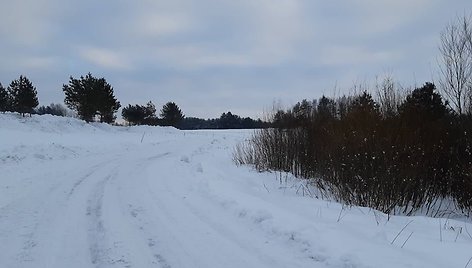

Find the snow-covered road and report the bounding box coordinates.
[1,114,471,268]
[0,116,303,268]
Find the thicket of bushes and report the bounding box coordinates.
[235,82,472,217]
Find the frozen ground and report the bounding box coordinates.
[0,113,471,268]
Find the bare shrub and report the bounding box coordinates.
[235,83,472,217]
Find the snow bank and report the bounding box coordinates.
[0,113,177,163]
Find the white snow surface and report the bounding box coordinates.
[0,113,471,268]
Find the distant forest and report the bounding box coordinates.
[179,112,269,130]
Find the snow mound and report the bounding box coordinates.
[0,113,177,165]
[0,112,177,135]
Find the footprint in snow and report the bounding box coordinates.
[196,163,203,173]
[180,155,190,163]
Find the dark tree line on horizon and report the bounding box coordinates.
[1,73,267,129]
[121,101,185,128]
[179,112,270,130]
[122,101,268,129]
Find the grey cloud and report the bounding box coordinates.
[1,0,471,118]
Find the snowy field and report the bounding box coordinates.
[0,113,471,268]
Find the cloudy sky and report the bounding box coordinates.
[1,0,471,119]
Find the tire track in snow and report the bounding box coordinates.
[16,212,40,263]
[86,173,116,267]
[83,153,166,268]
[140,137,324,268]
[68,160,115,197]
[2,166,106,264]
[90,149,190,268]
[148,176,285,267]
[145,152,172,161]
[123,147,286,268]
[119,152,174,267]
[126,204,172,268]
[68,167,102,197]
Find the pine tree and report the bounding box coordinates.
[122,104,144,125]
[399,82,449,124]
[8,76,39,116]
[121,101,158,126]
[63,73,94,121]
[94,77,121,123]
[160,102,184,127]
[144,101,156,120]
[346,91,381,127]
[0,82,10,112]
[219,112,241,129]
[317,96,336,120]
[63,73,120,123]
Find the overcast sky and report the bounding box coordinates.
[1,1,471,119]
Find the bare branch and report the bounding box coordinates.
[438,14,472,114]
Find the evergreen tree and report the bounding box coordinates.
[345,91,381,127]
[94,77,121,123]
[63,73,120,123]
[122,104,145,125]
[219,112,241,129]
[142,101,158,125]
[63,73,94,121]
[317,96,336,120]
[292,99,313,123]
[144,101,156,119]
[160,102,184,127]
[399,82,449,124]
[0,82,10,112]
[8,75,39,116]
[122,101,157,126]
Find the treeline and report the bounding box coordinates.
[0,73,121,123]
[179,112,269,130]
[121,102,267,129]
[1,73,266,129]
[235,81,472,217]
[0,76,74,117]
[121,101,185,127]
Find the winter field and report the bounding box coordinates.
[0,113,471,268]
